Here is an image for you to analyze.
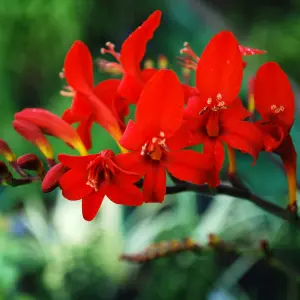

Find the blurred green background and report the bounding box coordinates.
[1,0,300,299]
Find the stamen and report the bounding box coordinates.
[144,58,155,69]
[60,85,75,98]
[100,41,120,62]
[158,55,168,69]
[271,104,284,114]
[180,42,199,62]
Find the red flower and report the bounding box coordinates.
[118,70,213,203]
[14,109,87,156]
[101,10,161,103]
[184,31,263,186]
[58,150,143,221]
[253,62,296,209]
[64,41,125,150]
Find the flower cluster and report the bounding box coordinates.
[1,10,296,221]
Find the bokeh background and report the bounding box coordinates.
[1,0,300,299]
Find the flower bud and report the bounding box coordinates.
[42,163,69,193]
[17,154,45,177]
[0,139,16,162]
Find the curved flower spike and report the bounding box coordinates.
[195,31,243,111]
[14,109,87,156]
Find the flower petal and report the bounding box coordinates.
[59,168,92,200]
[143,162,166,203]
[166,124,192,151]
[119,120,146,151]
[15,109,87,155]
[165,150,212,185]
[76,118,94,151]
[254,62,295,129]
[136,70,184,138]
[82,190,105,221]
[58,153,97,169]
[219,98,250,122]
[221,121,263,162]
[71,93,92,120]
[13,119,54,159]
[64,40,94,94]
[203,138,224,187]
[196,31,243,107]
[120,10,161,77]
[113,151,146,177]
[106,183,143,205]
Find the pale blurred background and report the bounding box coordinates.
[1,0,300,299]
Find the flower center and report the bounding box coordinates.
[86,155,114,191]
[140,131,168,161]
[206,112,220,137]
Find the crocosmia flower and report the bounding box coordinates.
[64,41,124,150]
[58,150,143,221]
[184,31,263,186]
[253,62,297,210]
[118,69,213,203]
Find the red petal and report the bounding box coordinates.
[64,41,94,94]
[239,45,267,56]
[184,95,207,117]
[71,93,92,120]
[15,109,86,155]
[82,190,105,221]
[196,31,243,107]
[165,150,212,185]
[136,70,184,138]
[219,98,250,122]
[120,10,161,77]
[106,183,143,205]
[118,73,143,104]
[113,151,146,177]
[254,62,295,129]
[141,68,158,83]
[182,84,199,104]
[143,162,166,203]
[76,118,93,151]
[221,121,263,162]
[58,153,97,169]
[59,168,92,200]
[13,119,53,159]
[255,121,285,152]
[119,120,146,151]
[62,108,78,124]
[94,79,120,111]
[166,124,192,151]
[203,138,224,187]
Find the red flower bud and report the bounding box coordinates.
[17,154,45,177]
[42,163,69,193]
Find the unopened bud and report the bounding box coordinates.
[42,163,69,193]
[0,139,16,162]
[17,154,45,177]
